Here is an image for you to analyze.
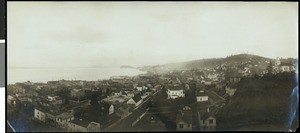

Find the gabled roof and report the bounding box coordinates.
[196,91,208,97]
[69,118,93,128]
[132,94,142,103]
[279,62,293,66]
[167,85,184,91]
[56,112,73,120]
[198,107,216,120]
[176,111,193,124]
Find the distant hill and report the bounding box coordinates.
[216,72,297,131]
[138,54,275,73]
[120,65,136,69]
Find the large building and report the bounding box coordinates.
[34,108,46,122]
[167,86,185,99]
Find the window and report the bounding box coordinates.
[179,124,184,128]
[209,119,214,124]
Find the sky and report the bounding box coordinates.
[7,2,298,68]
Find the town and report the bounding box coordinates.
[7,54,297,132]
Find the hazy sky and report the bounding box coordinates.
[7,2,298,68]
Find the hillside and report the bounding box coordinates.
[216,72,297,131]
[138,54,273,73]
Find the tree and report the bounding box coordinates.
[267,62,273,74]
[90,93,99,106]
[161,86,168,98]
[55,88,70,105]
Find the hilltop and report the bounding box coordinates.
[138,54,275,73]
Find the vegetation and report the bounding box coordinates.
[216,72,296,131]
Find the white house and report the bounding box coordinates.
[34,108,46,122]
[167,86,185,99]
[56,111,75,129]
[196,91,209,102]
[109,104,114,115]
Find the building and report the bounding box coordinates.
[136,84,148,91]
[115,105,131,119]
[198,108,216,131]
[225,85,237,97]
[34,108,46,122]
[126,94,143,107]
[167,86,185,99]
[279,62,295,72]
[99,102,115,115]
[146,115,168,131]
[176,106,193,131]
[67,118,101,132]
[56,111,75,129]
[7,95,16,105]
[196,91,209,102]
[71,89,85,98]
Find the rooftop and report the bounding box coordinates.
[56,112,73,120]
[167,85,184,91]
[69,118,93,127]
[176,111,193,124]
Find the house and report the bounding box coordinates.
[207,73,218,81]
[225,85,237,96]
[47,95,63,105]
[99,102,114,116]
[146,115,168,131]
[198,108,216,131]
[279,62,295,72]
[196,91,209,102]
[144,89,152,96]
[203,80,212,85]
[215,83,225,91]
[71,89,85,98]
[135,83,148,91]
[67,118,101,132]
[113,90,122,97]
[56,111,75,129]
[167,86,185,99]
[126,94,143,107]
[34,108,46,122]
[176,107,193,131]
[126,92,135,98]
[115,105,131,119]
[7,95,16,105]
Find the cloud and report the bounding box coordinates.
[44,25,108,45]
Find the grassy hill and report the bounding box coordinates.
[216,72,297,131]
[139,54,273,72]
